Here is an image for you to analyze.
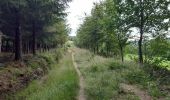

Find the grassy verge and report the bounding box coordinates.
[74,48,170,100]
[9,51,78,100]
[0,50,63,99]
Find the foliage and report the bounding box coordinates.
[0,0,71,60]
[76,0,170,64]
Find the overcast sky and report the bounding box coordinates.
[66,0,101,36]
[66,0,170,37]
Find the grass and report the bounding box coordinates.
[0,50,61,99]
[74,48,170,100]
[10,52,79,100]
[2,48,169,100]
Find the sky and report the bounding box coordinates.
[66,0,101,36]
[66,0,170,38]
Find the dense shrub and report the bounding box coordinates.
[143,64,170,85]
[108,62,126,70]
[90,65,98,72]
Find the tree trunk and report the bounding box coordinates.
[0,43,1,53]
[138,0,144,64]
[5,40,9,52]
[144,42,148,63]
[120,45,124,62]
[138,36,143,64]
[1,40,4,52]
[118,34,124,62]
[93,47,96,54]
[32,21,36,55]
[23,42,28,54]
[12,40,15,53]
[15,12,22,61]
[40,44,43,52]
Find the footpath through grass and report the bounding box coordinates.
[12,52,79,100]
[74,48,170,100]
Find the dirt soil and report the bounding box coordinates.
[71,51,86,100]
[120,83,152,100]
[0,56,47,100]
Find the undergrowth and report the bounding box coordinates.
[74,48,170,100]
[0,48,68,100]
[9,50,78,100]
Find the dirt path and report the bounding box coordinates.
[120,84,152,100]
[72,52,86,100]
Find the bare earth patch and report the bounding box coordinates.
[120,83,152,100]
[72,51,86,100]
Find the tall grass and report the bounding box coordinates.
[74,48,170,100]
[11,52,79,100]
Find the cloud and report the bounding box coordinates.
[66,0,101,36]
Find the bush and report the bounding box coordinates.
[125,69,150,87]
[54,49,63,62]
[90,65,98,72]
[108,62,126,70]
[130,56,138,62]
[38,49,64,66]
[147,81,163,97]
[143,64,170,85]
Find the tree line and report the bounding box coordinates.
[76,0,170,64]
[0,0,71,61]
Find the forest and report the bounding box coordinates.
[0,0,170,100]
[0,0,70,60]
[76,0,170,66]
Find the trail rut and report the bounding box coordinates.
[72,52,86,100]
[120,83,152,100]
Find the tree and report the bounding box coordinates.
[115,0,169,64]
[104,0,130,61]
[77,1,129,59]
[25,0,71,55]
[0,0,27,60]
[76,0,169,64]
[0,0,71,60]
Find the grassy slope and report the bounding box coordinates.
[13,52,78,100]
[74,48,170,100]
